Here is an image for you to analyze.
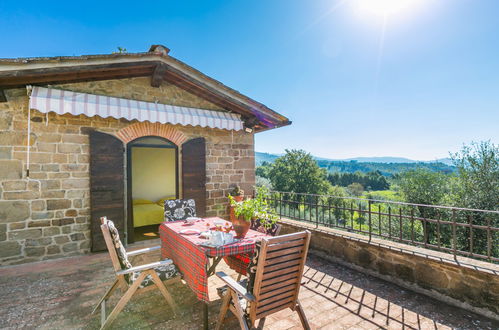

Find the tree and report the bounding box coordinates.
[255,161,272,179]
[399,169,450,243]
[365,170,390,190]
[324,185,348,224]
[268,149,330,195]
[327,184,347,197]
[327,170,390,190]
[256,176,272,189]
[347,183,364,196]
[399,169,449,206]
[451,141,499,211]
[451,141,499,256]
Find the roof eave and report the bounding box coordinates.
[0,52,290,130]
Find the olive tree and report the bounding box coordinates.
[451,141,499,256]
[398,168,450,243]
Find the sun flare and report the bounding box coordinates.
[357,0,420,16]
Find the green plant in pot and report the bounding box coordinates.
[229,185,244,202]
[228,185,245,221]
[228,186,278,238]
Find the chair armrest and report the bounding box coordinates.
[216,271,255,302]
[116,259,173,276]
[126,245,161,257]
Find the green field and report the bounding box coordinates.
[362,190,404,202]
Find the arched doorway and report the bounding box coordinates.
[89,129,206,251]
[127,136,178,242]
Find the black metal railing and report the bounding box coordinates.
[265,191,499,264]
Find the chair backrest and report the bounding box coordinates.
[164,199,197,221]
[247,231,311,322]
[250,219,282,236]
[100,217,133,276]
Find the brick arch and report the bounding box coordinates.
[116,122,188,146]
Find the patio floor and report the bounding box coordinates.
[0,239,497,330]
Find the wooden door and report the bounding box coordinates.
[89,131,125,252]
[182,137,206,217]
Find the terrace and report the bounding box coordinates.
[1,193,498,329]
[0,238,497,330]
[0,32,496,330]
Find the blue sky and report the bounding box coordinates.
[1,0,498,160]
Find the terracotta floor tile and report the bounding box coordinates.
[0,240,496,329]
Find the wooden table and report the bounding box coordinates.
[159,217,270,329]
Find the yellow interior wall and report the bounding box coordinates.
[131,147,177,202]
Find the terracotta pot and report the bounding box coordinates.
[229,195,244,222]
[232,216,250,238]
[232,195,244,202]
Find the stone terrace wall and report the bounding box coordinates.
[278,219,499,320]
[0,77,255,265]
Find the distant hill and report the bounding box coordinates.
[343,156,454,166]
[344,156,418,163]
[312,156,417,163]
[432,158,454,166]
[255,152,455,175]
[256,152,453,165]
[255,152,280,165]
[319,160,455,176]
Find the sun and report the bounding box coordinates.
[357,0,420,16]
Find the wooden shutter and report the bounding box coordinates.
[89,131,125,252]
[182,137,206,217]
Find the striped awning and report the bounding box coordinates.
[28,86,244,131]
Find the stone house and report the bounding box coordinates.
[0,45,290,265]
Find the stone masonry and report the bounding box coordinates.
[0,77,255,265]
[278,218,499,320]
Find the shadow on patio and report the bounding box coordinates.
[0,240,496,330]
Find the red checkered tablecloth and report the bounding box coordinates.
[224,253,252,276]
[159,217,269,302]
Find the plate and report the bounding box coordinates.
[199,239,239,248]
[179,229,200,235]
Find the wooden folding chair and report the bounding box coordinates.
[92,217,181,329]
[231,221,282,281]
[216,231,312,330]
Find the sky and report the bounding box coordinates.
[1,0,498,161]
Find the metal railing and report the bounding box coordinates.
[265,191,499,263]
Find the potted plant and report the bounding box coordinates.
[228,185,244,221]
[228,186,278,238]
[229,185,244,202]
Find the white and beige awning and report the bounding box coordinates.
[28,86,244,131]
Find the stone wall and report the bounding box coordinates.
[0,77,255,265]
[278,219,499,320]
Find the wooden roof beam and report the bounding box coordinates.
[151,63,168,88]
[0,62,155,88]
[0,90,6,102]
[0,68,153,89]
